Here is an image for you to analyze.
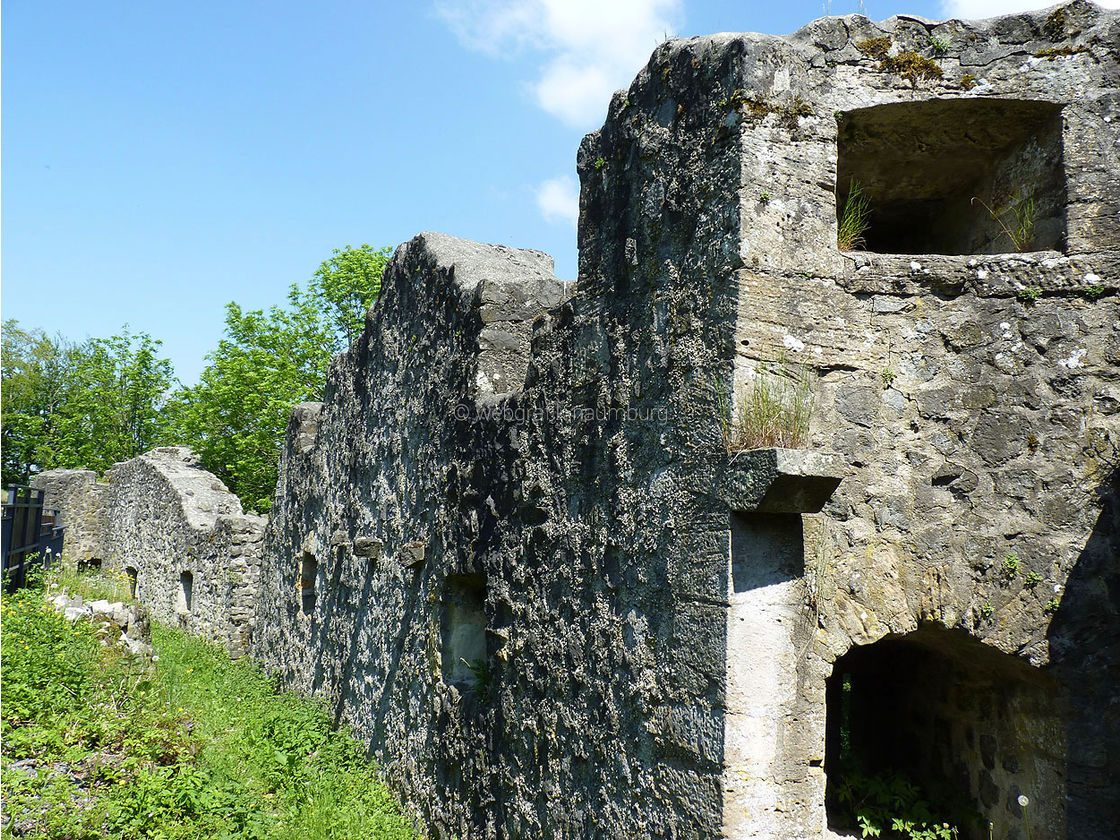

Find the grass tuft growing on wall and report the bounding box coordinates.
[1,574,419,840]
[837,179,872,252]
[717,355,814,452]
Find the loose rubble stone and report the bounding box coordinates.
[49,592,155,658]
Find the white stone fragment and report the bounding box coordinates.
[1058,348,1087,369]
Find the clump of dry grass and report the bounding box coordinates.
[837,178,871,251]
[971,192,1037,252]
[716,356,814,451]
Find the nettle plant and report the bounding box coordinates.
[833,768,961,840]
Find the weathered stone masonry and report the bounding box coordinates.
[37,448,265,659]
[32,468,107,571]
[38,3,1119,839]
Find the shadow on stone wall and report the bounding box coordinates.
[1048,461,1120,839]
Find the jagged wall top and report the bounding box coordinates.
[579,0,1117,285]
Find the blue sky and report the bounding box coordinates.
[3,0,1100,384]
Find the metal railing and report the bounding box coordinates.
[1,485,65,592]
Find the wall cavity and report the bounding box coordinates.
[826,628,1066,840]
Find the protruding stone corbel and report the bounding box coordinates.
[720,448,842,513]
[401,541,426,569]
[354,536,383,561]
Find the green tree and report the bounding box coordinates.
[310,244,391,346]
[52,330,176,473]
[1,321,175,482]
[2,322,73,485]
[167,244,391,512]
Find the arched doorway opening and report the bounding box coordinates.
[825,626,1064,840]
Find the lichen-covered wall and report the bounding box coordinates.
[732,261,1119,838]
[711,2,1118,837]
[35,3,1119,839]
[36,448,265,658]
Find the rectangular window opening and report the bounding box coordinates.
[177,571,194,614]
[836,99,1066,255]
[299,553,317,614]
[440,574,488,692]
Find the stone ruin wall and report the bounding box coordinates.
[33,468,108,570]
[672,2,1120,837]
[35,448,265,659]
[256,4,1119,839]
[31,3,1120,839]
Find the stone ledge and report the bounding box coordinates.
[721,448,842,513]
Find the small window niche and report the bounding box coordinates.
[78,557,103,573]
[125,566,139,600]
[730,512,804,593]
[440,574,488,693]
[177,571,194,614]
[836,99,1065,255]
[299,553,317,614]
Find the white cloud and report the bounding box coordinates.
[941,0,1120,18]
[535,175,579,226]
[437,0,682,127]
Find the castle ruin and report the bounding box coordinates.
[36,3,1120,838]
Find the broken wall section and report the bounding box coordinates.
[253,232,568,839]
[36,448,265,658]
[33,468,108,571]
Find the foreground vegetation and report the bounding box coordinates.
[0,573,418,839]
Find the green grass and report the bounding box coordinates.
[716,355,814,452]
[837,178,871,252]
[1,573,420,840]
[51,564,137,604]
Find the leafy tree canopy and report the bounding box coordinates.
[311,244,391,347]
[2,244,390,511]
[1,321,175,484]
[166,244,391,512]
